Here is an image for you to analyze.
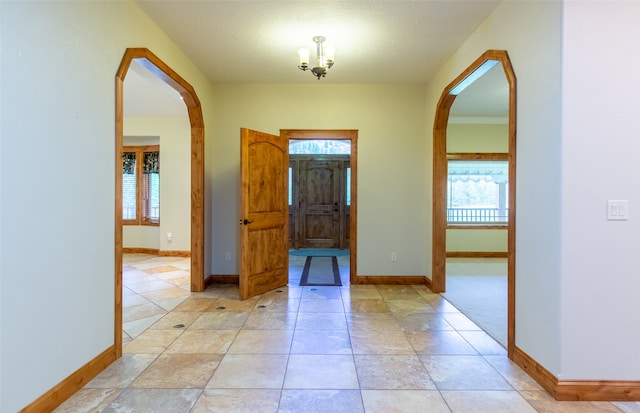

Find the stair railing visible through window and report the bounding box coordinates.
[447,159,508,224]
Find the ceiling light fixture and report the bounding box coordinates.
[298,36,335,80]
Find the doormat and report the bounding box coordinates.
[290,249,349,257]
[299,256,342,286]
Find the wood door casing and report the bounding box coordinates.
[239,128,289,299]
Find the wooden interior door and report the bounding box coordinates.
[239,128,289,299]
[299,159,342,248]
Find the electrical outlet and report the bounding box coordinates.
[391,252,397,262]
[225,252,232,261]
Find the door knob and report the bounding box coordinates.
[240,219,254,225]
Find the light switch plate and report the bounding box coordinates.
[607,200,628,220]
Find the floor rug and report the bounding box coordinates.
[290,249,349,257]
[299,256,342,286]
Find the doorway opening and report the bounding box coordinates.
[431,50,517,357]
[115,48,205,358]
[281,130,358,285]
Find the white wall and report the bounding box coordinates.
[447,123,508,153]
[559,0,640,380]
[0,2,215,411]
[424,0,563,375]
[209,84,428,277]
[124,117,191,252]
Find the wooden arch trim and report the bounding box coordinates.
[115,48,205,357]
[431,50,517,356]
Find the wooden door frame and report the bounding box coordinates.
[281,129,358,284]
[115,48,205,358]
[431,50,517,356]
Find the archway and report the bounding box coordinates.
[431,50,516,356]
[115,48,205,357]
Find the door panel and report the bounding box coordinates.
[299,160,341,248]
[240,128,289,299]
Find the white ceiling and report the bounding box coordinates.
[125,0,508,118]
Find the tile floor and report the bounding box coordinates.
[53,254,640,413]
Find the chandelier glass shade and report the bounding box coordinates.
[298,36,335,80]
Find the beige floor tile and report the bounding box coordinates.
[346,313,402,331]
[296,312,348,330]
[212,297,261,312]
[284,355,359,389]
[140,286,191,302]
[189,285,229,299]
[343,285,383,300]
[154,269,190,280]
[173,297,217,312]
[423,294,461,312]
[361,389,451,413]
[123,294,151,308]
[122,302,167,323]
[53,389,122,413]
[130,354,222,388]
[102,388,201,412]
[86,354,157,388]
[343,298,390,313]
[191,389,281,413]
[301,286,344,299]
[350,329,415,355]
[255,295,301,312]
[299,298,345,312]
[126,279,176,294]
[291,329,352,355]
[442,312,482,330]
[123,329,183,354]
[149,311,202,330]
[207,354,288,389]
[243,310,297,330]
[386,297,436,314]
[441,390,538,413]
[393,312,454,331]
[405,330,479,355]
[227,329,293,354]
[483,356,544,391]
[190,311,249,330]
[166,329,238,354]
[376,285,423,300]
[421,355,512,390]
[152,295,190,311]
[279,389,364,413]
[123,314,165,339]
[355,354,436,390]
[459,330,506,355]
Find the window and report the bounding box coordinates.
[123,145,159,225]
[447,155,508,225]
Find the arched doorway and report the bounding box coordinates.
[115,48,205,357]
[431,50,517,356]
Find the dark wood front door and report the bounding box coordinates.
[299,159,342,248]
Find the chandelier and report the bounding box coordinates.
[297,36,335,80]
